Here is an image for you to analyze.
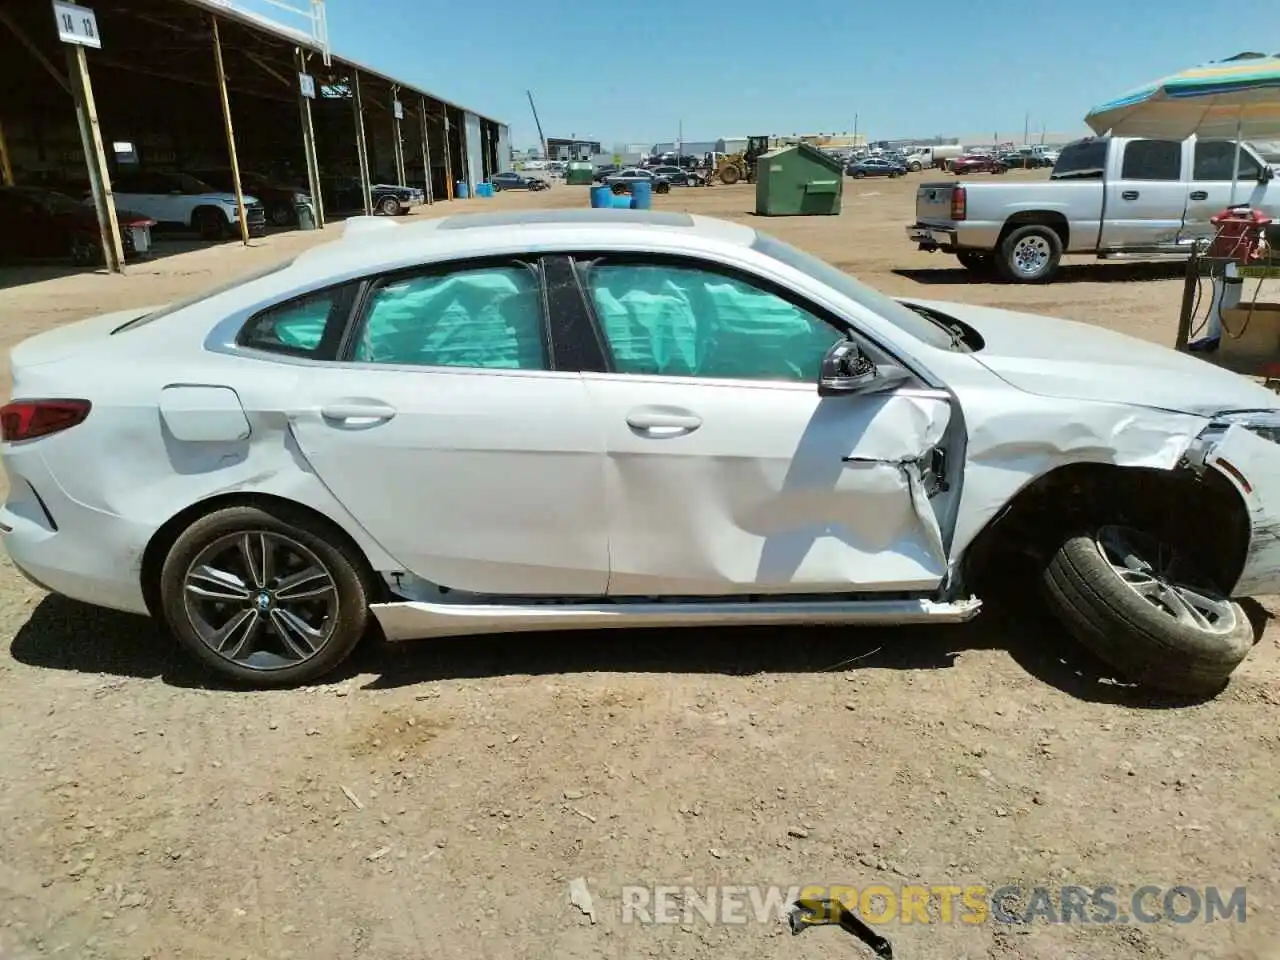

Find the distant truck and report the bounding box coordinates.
[904,145,963,172]
[906,135,1280,282]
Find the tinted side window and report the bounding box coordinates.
[582,261,840,381]
[1194,141,1262,180]
[1050,140,1107,179]
[239,289,342,356]
[352,265,547,370]
[1120,140,1182,180]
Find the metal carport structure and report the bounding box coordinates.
[0,0,509,272]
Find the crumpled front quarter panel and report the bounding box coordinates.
[948,388,1211,563]
[1203,424,1280,597]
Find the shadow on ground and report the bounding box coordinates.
[892,261,1187,286]
[11,585,1268,708]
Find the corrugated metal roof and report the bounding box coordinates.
[177,0,504,125]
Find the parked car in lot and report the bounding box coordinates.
[907,135,1280,282]
[192,169,312,226]
[998,152,1050,170]
[320,176,423,216]
[846,157,906,178]
[603,168,672,194]
[951,154,1008,175]
[5,208,1277,694]
[106,170,266,240]
[650,165,707,186]
[489,172,549,191]
[593,166,620,183]
[0,186,155,265]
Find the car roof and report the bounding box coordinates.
[289,209,758,278]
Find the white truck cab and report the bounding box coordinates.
[907,135,1278,282]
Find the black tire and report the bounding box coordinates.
[268,202,294,227]
[956,250,995,274]
[491,182,503,192]
[158,504,373,688]
[853,171,866,179]
[1042,528,1254,695]
[194,208,226,241]
[687,175,699,186]
[377,195,401,216]
[655,181,670,194]
[611,182,628,195]
[70,233,99,266]
[995,223,1062,283]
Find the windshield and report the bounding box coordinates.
[751,233,961,351]
[174,173,217,193]
[29,190,84,214]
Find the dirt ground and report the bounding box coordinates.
[1,174,1277,960]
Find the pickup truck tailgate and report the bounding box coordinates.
[915,182,956,221]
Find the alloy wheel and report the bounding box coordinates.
[1010,235,1052,278]
[1094,525,1237,634]
[182,530,340,670]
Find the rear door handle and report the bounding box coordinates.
[625,410,702,435]
[1121,190,1140,200]
[1190,190,1209,201]
[320,401,397,424]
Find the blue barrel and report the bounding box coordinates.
[612,194,633,208]
[480,183,494,198]
[455,181,470,199]
[590,185,613,208]
[630,180,652,209]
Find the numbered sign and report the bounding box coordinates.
[393,100,404,120]
[52,0,101,48]
[298,73,316,99]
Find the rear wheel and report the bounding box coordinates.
[1042,525,1254,695]
[720,165,741,185]
[996,224,1062,283]
[378,195,401,216]
[268,202,294,226]
[611,182,628,195]
[159,505,372,687]
[853,170,866,179]
[655,181,670,194]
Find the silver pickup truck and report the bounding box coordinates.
[906,135,1280,282]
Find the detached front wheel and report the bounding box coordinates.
[1042,525,1254,695]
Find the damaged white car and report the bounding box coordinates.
[3,209,1278,692]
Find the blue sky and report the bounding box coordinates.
[239,0,1275,147]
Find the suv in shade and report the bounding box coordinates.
[106,171,266,240]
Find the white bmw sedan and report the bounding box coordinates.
[3,209,1279,692]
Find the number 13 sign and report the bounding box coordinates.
[52,0,102,49]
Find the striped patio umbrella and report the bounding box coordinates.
[1085,53,1280,140]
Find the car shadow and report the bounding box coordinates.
[892,261,1187,286]
[10,586,1265,708]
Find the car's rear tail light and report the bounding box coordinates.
[951,186,967,221]
[0,400,91,442]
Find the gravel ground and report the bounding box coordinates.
[0,174,1277,960]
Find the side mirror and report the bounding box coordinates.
[1260,165,1274,183]
[818,339,910,397]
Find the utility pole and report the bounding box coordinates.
[1023,111,1030,147]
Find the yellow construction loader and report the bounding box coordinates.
[715,136,770,185]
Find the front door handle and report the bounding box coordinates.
[625,409,702,435]
[320,401,397,424]
[1190,190,1209,201]
[1121,190,1140,200]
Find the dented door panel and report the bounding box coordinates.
[583,374,953,596]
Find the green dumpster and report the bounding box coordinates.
[565,161,594,186]
[754,143,843,216]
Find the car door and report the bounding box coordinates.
[1097,138,1186,249]
[284,258,610,597]
[1182,139,1267,241]
[571,254,953,597]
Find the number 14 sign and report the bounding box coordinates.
[53,1,102,49]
